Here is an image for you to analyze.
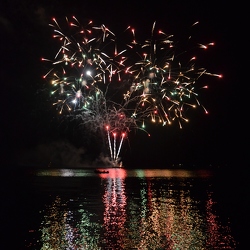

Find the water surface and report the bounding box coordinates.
[3,167,244,249]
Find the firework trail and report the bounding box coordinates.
[42,17,222,165]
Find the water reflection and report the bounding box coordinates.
[40,196,101,249]
[35,168,211,178]
[205,194,236,249]
[125,180,236,249]
[102,172,127,248]
[36,169,236,249]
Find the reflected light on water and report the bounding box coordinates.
[133,169,212,178]
[99,168,127,179]
[102,174,127,248]
[34,169,237,249]
[36,168,94,177]
[35,168,212,178]
[40,196,101,249]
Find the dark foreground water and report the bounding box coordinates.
[2,166,247,249]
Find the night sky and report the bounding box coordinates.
[1,0,245,168]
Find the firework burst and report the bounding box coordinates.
[120,21,222,129]
[42,17,222,165]
[42,16,126,115]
